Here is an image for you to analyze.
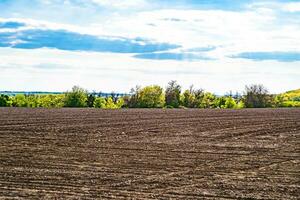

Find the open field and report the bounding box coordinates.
[0,108,299,199]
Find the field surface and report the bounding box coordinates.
[0,108,299,199]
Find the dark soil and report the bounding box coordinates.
[0,108,299,199]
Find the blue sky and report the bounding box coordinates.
[0,0,299,93]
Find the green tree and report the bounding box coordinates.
[94,97,106,108]
[214,96,227,108]
[0,94,11,107]
[199,92,216,108]
[39,94,64,108]
[165,80,181,108]
[138,85,165,108]
[26,95,39,108]
[236,101,245,109]
[116,98,125,108]
[224,97,237,108]
[105,97,118,109]
[181,89,195,108]
[181,85,205,108]
[64,86,88,107]
[94,96,124,109]
[12,94,27,107]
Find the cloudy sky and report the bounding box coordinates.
[0,0,299,94]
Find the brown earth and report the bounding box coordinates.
[0,108,299,199]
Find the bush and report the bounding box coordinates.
[26,95,39,108]
[138,85,165,108]
[214,97,227,108]
[94,97,124,109]
[181,88,195,108]
[64,86,88,107]
[181,86,204,108]
[224,97,237,108]
[12,94,27,107]
[280,101,300,107]
[199,92,216,108]
[236,101,245,109]
[39,94,64,108]
[94,97,106,108]
[105,97,118,109]
[0,94,11,107]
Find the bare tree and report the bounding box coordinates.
[165,80,181,108]
[243,84,273,108]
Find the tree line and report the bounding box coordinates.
[0,82,299,108]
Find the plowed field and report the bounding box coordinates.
[0,108,299,199]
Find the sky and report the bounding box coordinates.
[0,0,299,94]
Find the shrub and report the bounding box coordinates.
[12,94,27,107]
[224,97,237,108]
[38,94,64,108]
[64,86,88,107]
[199,92,216,108]
[94,97,106,108]
[0,94,11,107]
[138,85,165,108]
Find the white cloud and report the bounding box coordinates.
[2,3,300,55]
[283,2,300,12]
[90,0,148,9]
[1,1,299,93]
[0,47,299,94]
[91,8,299,54]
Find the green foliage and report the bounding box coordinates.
[214,96,227,108]
[274,88,300,107]
[0,94,12,107]
[283,89,300,100]
[236,101,245,109]
[116,98,125,108]
[2,84,299,109]
[181,86,204,108]
[138,85,165,108]
[26,95,40,108]
[293,97,300,101]
[105,97,119,109]
[12,94,27,107]
[224,97,237,108]
[38,94,64,108]
[94,97,124,109]
[181,89,195,108]
[199,92,216,108]
[94,97,106,108]
[64,86,88,107]
[165,80,181,108]
[280,101,300,107]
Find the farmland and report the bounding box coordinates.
[0,108,299,199]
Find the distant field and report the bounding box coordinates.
[0,108,299,199]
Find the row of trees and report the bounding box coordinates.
[0,82,299,108]
[123,82,244,109]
